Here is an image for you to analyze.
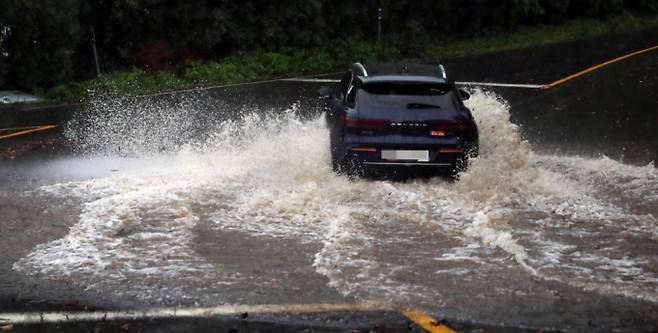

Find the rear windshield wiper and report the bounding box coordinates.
[407,103,441,109]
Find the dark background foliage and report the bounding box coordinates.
[0,0,656,92]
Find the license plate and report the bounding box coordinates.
[381,150,429,162]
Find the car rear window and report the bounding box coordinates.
[361,82,451,95]
[358,82,455,109]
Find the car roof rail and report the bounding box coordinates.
[352,63,368,77]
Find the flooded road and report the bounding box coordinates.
[2,29,658,331]
[2,83,657,330]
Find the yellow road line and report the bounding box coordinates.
[0,125,52,132]
[0,125,57,141]
[13,71,346,112]
[403,309,457,333]
[542,44,658,89]
[125,71,346,100]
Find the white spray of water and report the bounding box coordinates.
[13,90,658,307]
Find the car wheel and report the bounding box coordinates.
[449,156,469,176]
[331,155,344,173]
[331,152,352,174]
[331,151,364,176]
[329,135,352,174]
[330,145,345,172]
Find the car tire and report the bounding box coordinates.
[329,134,355,175]
[331,155,345,173]
[331,151,351,174]
[331,151,364,176]
[449,156,469,177]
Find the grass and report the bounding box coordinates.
[37,11,658,103]
[423,11,658,59]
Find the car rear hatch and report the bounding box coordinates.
[346,82,471,148]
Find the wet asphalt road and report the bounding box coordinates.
[0,27,657,332]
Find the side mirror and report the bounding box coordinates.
[458,89,470,101]
[318,86,335,97]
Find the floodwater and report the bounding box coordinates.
[3,87,657,330]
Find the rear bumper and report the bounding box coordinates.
[345,146,468,168]
[363,161,453,166]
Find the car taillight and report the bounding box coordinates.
[351,146,378,152]
[343,116,388,130]
[439,147,464,153]
[428,119,471,137]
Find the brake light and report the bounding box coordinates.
[439,147,464,153]
[343,116,388,130]
[351,146,378,152]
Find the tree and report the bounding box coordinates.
[1,0,86,91]
[0,22,9,87]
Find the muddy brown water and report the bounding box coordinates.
[1,33,658,331]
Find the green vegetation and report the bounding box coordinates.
[424,11,658,58]
[0,0,85,90]
[2,0,658,102]
[46,38,400,101]
[43,11,658,102]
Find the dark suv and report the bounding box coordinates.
[324,63,479,176]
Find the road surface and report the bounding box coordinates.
[0,27,657,332]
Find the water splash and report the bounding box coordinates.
[14,90,658,310]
